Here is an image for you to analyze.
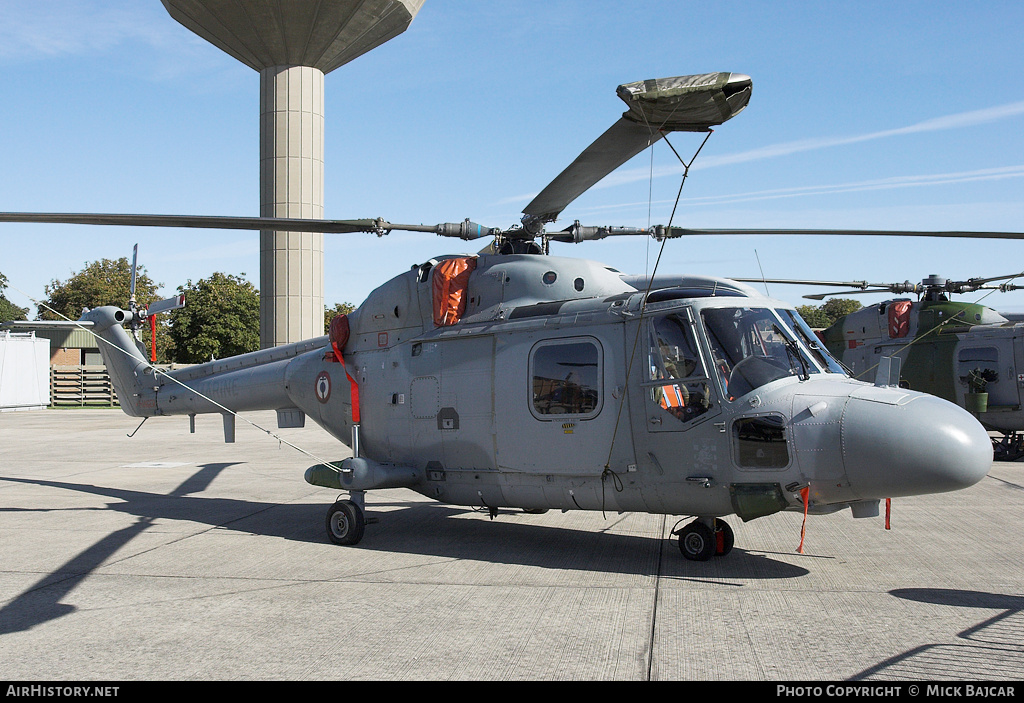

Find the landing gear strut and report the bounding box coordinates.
[676,518,734,561]
[992,432,1024,462]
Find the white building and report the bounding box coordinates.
[0,331,49,411]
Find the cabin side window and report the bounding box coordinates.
[645,314,714,423]
[957,347,999,387]
[530,338,602,419]
[733,415,790,469]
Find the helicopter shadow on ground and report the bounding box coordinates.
[0,470,810,581]
[849,589,1024,680]
[0,462,252,635]
[0,465,808,634]
[347,502,811,582]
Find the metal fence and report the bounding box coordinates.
[49,365,192,407]
[50,366,119,406]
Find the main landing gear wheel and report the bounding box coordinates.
[677,519,734,560]
[326,499,365,546]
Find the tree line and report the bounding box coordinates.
[794,298,862,328]
[0,259,354,365]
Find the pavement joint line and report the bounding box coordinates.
[3,409,1023,679]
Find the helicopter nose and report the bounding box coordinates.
[840,390,992,499]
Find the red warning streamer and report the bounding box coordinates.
[331,340,360,424]
[329,314,360,424]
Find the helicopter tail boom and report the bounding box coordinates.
[83,304,329,424]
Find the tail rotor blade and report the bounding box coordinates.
[144,294,185,317]
[128,243,140,338]
[130,243,138,302]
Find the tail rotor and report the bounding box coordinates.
[126,244,185,362]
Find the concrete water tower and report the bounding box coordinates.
[160,0,425,347]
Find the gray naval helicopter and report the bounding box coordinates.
[732,273,1024,460]
[1,72,1002,560]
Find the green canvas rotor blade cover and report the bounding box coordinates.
[616,72,752,131]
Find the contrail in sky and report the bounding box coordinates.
[579,165,1024,214]
[497,99,1024,209]
[601,101,1024,187]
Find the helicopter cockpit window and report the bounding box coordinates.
[778,308,846,374]
[701,307,814,400]
[531,338,602,418]
[645,315,713,423]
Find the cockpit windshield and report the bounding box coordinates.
[778,308,847,374]
[700,307,826,399]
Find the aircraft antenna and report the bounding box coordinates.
[646,138,655,278]
[754,250,770,296]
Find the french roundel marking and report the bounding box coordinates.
[315,371,331,403]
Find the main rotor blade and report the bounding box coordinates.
[733,273,1024,298]
[730,277,882,289]
[522,117,664,229]
[802,289,893,301]
[734,274,1024,288]
[961,272,1024,286]
[5,213,1022,244]
[0,212,386,234]
[0,213,498,239]
[660,227,1024,240]
[801,283,1024,298]
[557,225,1024,242]
[522,72,752,231]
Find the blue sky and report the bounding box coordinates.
[2,1,1023,316]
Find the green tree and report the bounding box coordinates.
[796,298,862,328]
[36,257,173,360]
[0,272,29,323]
[169,272,259,363]
[38,257,159,320]
[324,301,355,334]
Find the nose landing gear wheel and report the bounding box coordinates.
[326,499,365,545]
[677,519,734,560]
[678,521,716,561]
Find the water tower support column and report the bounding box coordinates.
[259,65,325,347]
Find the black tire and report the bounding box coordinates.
[326,500,365,546]
[714,519,734,557]
[678,521,717,561]
[993,437,1024,462]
